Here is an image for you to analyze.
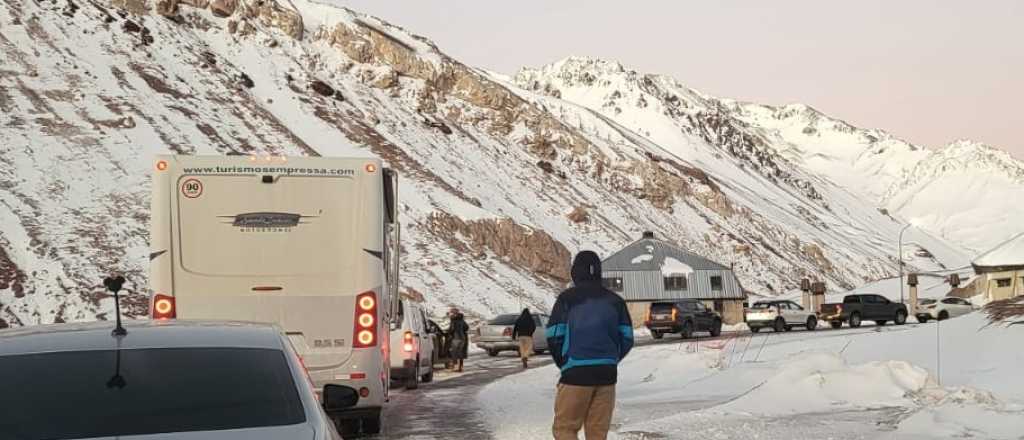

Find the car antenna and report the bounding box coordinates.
[104,275,127,336]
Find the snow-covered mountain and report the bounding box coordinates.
[0,0,968,326]
[516,56,1024,253]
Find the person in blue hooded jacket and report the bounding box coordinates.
[546,250,634,440]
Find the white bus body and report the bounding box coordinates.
[149,155,400,432]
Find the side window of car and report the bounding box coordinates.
[788,302,803,311]
[941,298,957,305]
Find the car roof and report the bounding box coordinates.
[0,320,285,357]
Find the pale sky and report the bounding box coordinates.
[341,0,1023,159]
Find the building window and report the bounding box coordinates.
[603,277,623,292]
[664,276,687,290]
[996,278,1012,288]
[710,276,723,291]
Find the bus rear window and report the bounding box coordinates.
[0,348,305,439]
[176,175,368,277]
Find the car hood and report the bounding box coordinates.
[74,424,316,440]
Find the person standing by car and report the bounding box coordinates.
[447,307,470,373]
[512,308,537,369]
[546,250,634,440]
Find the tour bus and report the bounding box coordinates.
[149,155,400,434]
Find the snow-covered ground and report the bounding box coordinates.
[478,313,1024,439]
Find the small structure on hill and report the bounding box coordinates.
[972,232,1024,302]
[601,232,747,325]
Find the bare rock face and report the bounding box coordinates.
[242,0,303,39]
[155,0,178,16]
[802,242,834,273]
[0,245,27,299]
[111,0,149,14]
[210,0,237,17]
[566,206,590,224]
[425,212,571,282]
[180,0,209,8]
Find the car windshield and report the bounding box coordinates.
[0,347,306,439]
[919,299,937,305]
[487,314,519,325]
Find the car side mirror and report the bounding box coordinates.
[322,384,359,412]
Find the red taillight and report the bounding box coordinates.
[353,292,377,348]
[350,372,367,380]
[403,331,414,352]
[152,294,176,320]
[837,304,843,313]
[502,327,512,337]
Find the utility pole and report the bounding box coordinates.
[898,224,911,304]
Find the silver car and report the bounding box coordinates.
[476,313,549,357]
[0,320,353,439]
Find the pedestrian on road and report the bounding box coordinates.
[512,308,537,369]
[447,307,470,373]
[546,250,634,440]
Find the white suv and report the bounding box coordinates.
[390,300,436,390]
[916,297,976,323]
[745,300,818,332]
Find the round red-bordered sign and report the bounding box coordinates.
[181,178,204,198]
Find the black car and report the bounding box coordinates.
[645,299,723,339]
[820,294,908,328]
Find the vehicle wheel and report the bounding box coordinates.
[773,318,786,333]
[710,320,722,337]
[938,311,949,321]
[806,316,818,331]
[362,411,382,435]
[750,326,761,333]
[876,320,887,326]
[405,360,420,390]
[830,321,842,329]
[421,368,434,383]
[895,310,908,325]
[918,315,930,323]
[486,349,499,357]
[651,330,664,340]
[849,313,862,328]
[681,321,694,339]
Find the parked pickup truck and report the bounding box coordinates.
[820,294,908,329]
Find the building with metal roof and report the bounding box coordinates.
[972,232,1024,301]
[602,232,747,325]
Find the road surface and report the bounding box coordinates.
[369,321,925,439]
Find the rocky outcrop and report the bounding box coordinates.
[240,0,303,39]
[210,0,237,17]
[155,0,178,16]
[566,206,589,224]
[425,212,571,282]
[802,242,834,273]
[0,245,27,299]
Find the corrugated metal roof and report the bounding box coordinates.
[605,269,745,301]
[603,238,730,272]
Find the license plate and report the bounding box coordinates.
[653,314,670,320]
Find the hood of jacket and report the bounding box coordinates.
[571,251,602,285]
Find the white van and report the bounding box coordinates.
[149,155,400,434]
[389,300,436,390]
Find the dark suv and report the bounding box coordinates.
[645,299,723,339]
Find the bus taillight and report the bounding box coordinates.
[353,291,377,348]
[152,294,176,320]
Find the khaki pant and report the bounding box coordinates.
[517,336,534,358]
[552,383,616,440]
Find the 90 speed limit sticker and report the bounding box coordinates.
[181,178,204,198]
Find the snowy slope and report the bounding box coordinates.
[0,1,968,327]
[517,57,1024,254]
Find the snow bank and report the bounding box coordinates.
[721,353,932,415]
[477,312,1024,439]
